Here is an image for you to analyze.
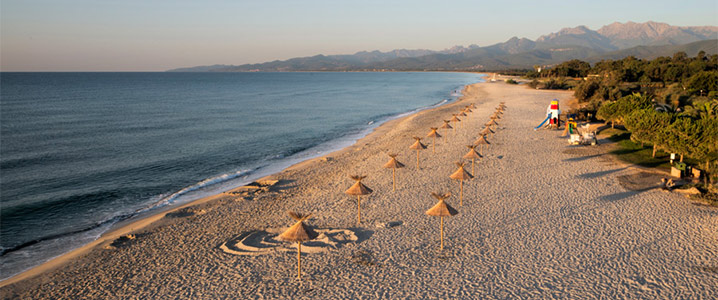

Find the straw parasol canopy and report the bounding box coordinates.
[474,134,490,155]
[383,154,405,192]
[425,192,458,250]
[278,212,319,280]
[469,103,477,109]
[485,119,498,130]
[409,136,427,169]
[458,111,467,117]
[464,106,473,113]
[480,126,494,138]
[463,145,482,175]
[426,127,441,154]
[345,175,373,225]
[449,162,473,205]
[450,114,462,128]
[490,113,501,120]
[480,127,494,136]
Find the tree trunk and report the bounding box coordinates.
[703,158,712,185]
[652,144,657,158]
[680,154,684,162]
[611,121,614,129]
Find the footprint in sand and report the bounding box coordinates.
[624,276,660,291]
[220,228,362,256]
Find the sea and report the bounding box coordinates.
[0,71,484,280]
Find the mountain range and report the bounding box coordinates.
[168,21,718,72]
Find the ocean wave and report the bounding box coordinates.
[0,167,256,258]
[144,168,256,211]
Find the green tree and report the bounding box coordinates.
[694,117,718,184]
[597,101,619,128]
[685,71,718,96]
[659,117,703,162]
[624,109,674,157]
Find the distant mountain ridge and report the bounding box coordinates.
[168,21,718,72]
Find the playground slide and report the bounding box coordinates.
[534,115,550,131]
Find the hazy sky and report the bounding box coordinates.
[2,0,716,71]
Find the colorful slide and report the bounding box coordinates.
[534,114,551,130]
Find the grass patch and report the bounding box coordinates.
[599,128,672,170]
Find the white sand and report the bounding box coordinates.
[1,82,716,299]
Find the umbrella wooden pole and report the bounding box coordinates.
[440,216,444,250]
[392,168,396,192]
[459,180,464,206]
[297,241,302,280]
[416,150,420,169]
[471,158,475,175]
[357,195,361,225]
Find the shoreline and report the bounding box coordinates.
[0,77,486,287]
[4,81,714,299]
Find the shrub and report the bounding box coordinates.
[574,80,600,102]
[528,79,540,89]
[543,78,569,90]
[505,79,519,85]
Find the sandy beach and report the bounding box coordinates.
[1,81,716,299]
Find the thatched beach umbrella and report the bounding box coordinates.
[474,134,490,156]
[426,127,441,154]
[451,114,462,129]
[485,119,498,131]
[409,136,427,169]
[463,145,482,175]
[469,103,477,109]
[490,112,500,120]
[278,212,319,280]
[464,105,473,113]
[383,154,405,192]
[449,162,473,205]
[480,126,494,138]
[458,110,467,117]
[345,175,373,225]
[426,192,458,250]
[440,120,453,139]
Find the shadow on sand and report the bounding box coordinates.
[576,167,628,179]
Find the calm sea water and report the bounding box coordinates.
[0,72,483,279]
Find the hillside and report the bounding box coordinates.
[168,21,718,72]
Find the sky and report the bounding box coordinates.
[1,0,717,71]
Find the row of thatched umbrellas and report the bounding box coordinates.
[280,101,507,279]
